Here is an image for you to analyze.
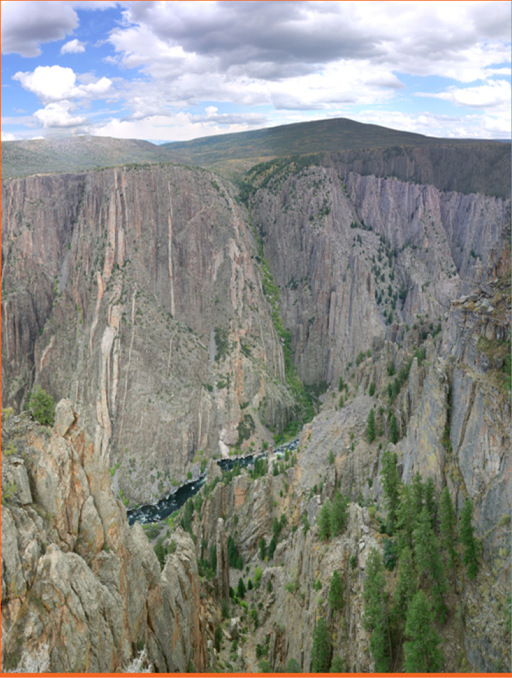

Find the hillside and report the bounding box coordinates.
[1,135,168,179]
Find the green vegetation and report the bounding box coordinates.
[403,591,444,672]
[328,570,344,611]
[26,386,55,426]
[317,491,348,541]
[364,548,392,672]
[311,618,332,672]
[380,448,400,529]
[460,499,479,579]
[439,487,457,568]
[214,327,230,362]
[366,407,376,443]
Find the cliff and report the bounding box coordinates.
[1,400,206,673]
[1,165,299,504]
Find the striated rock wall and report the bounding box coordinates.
[250,161,509,387]
[1,165,296,503]
[1,400,206,673]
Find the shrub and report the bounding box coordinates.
[27,386,55,426]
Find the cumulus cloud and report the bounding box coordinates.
[1,1,78,56]
[418,79,511,109]
[61,39,86,54]
[1,131,17,141]
[92,110,268,142]
[13,66,112,103]
[33,101,87,128]
[104,0,510,120]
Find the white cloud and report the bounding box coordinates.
[1,1,78,56]
[61,39,86,54]
[103,0,510,123]
[92,111,264,142]
[1,131,17,141]
[13,66,112,103]
[354,108,510,140]
[418,80,510,109]
[33,101,87,128]
[14,66,77,101]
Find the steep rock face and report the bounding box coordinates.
[1,166,296,503]
[1,401,206,673]
[250,161,509,387]
[332,143,511,198]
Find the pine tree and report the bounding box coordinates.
[330,656,345,672]
[317,501,332,541]
[328,570,344,611]
[413,506,447,622]
[285,658,301,673]
[369,382,375,397]
[403,590,444,672]
[380,448,401,530]
[363,548,392,672]
[311,618,332,672]
[439,486,457,568]
[389,414,399,444]
[396,484,415,553]
[237,577,246,599]
[268,535,277,560]
[259,537,267,561]
[367,407,376,443]
[460,498,479,579]
[328,492,348,537]
[392,546,417,629]
[424,477,437,528]
[411,472,424,518]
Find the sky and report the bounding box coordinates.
[1,1,511,144]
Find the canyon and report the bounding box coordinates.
[1,121,510,672]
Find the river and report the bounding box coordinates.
[127,438,298,525]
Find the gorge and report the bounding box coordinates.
[1,118,510,673]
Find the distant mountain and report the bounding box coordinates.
[2,118,509,197]
[1,135,168,179]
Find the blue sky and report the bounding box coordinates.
[1,1,510,143]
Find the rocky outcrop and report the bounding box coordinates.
[1,401,206,673]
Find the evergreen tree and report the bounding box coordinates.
[237,577,246,599]
[396,484,415,554]
[424,477,437,528]
[389,414,399,444]
[363,548,392,672]
[330,656,345,672]
[369,382,375,397]
[286,658,301,673]
[209,545,217,574]
[403,590,444,672]
[367,407,376,443]
[392,546,417,629]
[460,498,479,579]
[328,570,344,611]
[268,535,277,560]
[439,486,457,568]
[380,448,401,530]
[317,501,332,541]
[214,625,222,652]
[411,472,424,518]
[413,506,447,622]
[329,492,348,537]
[311,618,332,672]
[259,537,267,561]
